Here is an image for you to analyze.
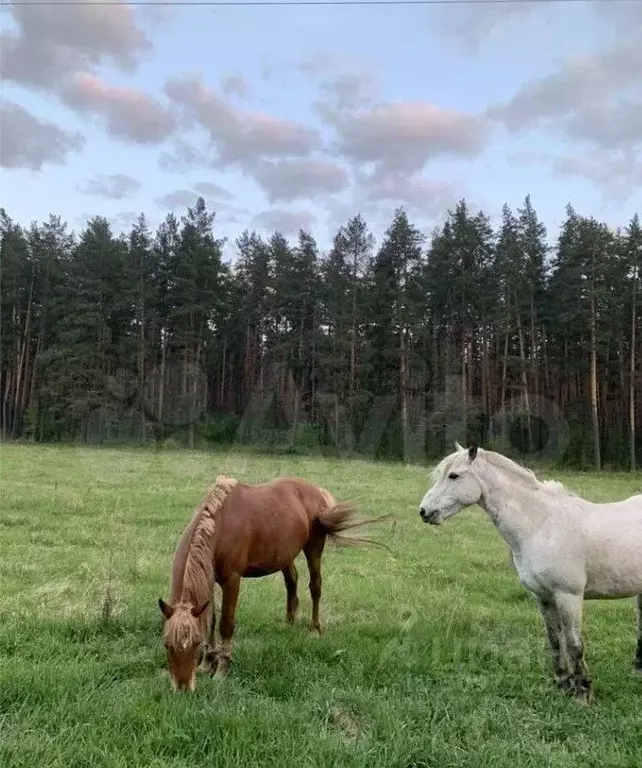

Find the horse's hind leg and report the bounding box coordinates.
[282,563,299,624]
[304,534,326,636]
[215,574,241,679]
[535,595,569,688]
[556,592,593,702]
[634,595,642,675]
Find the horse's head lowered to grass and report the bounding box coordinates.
[158,475,238,692]
[158,598,210,691]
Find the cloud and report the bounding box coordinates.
[437,0,541,53]
[252,158,349,202]
[165,73,321,167]
[110,210,142,233]
[301,50,380,120]
[252,209,317,235]
[329,101,489,173]
[593,2,642,34]
[156,182,236,210]
[156,190,204,209]
[564,100,642,151]
[0,101,85,171]
[313,71,379,130]
[361,170,459,215]
[1,0,151,89]
[553,150,642,203]
[220,73,252,101]
[58,73,176,144]
[487,25,641,197]
[0,2,173,145]
[79,173,141,199]
[486,37,642,142]
[193,181,235,201]
[159,141,211,174]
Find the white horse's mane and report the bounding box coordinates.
[432,446,576,497]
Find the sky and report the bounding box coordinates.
[1,0,641,258]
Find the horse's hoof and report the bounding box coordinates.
[573,689,593,705]
[200,661,218,675]
[569,679,593,704]
[214,658,231,679]
[199,650,219,675]
[309,625,322,637]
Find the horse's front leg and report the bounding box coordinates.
[556,592,593,702]
[633,595,642,675]
[535,595,569,689]
[199,590,219,675]
[215,574,241,679]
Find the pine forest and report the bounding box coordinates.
[2,196,641,470]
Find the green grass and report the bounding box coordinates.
[1,444,641,768]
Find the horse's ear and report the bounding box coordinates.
[191,600,209,618]
[158,598,174,619]
[454,441,464,451]
[468,445,478,462]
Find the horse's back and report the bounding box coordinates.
[226,476,324,514]
[214,477,325,579]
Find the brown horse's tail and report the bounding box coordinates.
[317,491,392,552]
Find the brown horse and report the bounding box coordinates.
[158,474,389,691]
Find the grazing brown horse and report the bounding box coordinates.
[158,474,389,691]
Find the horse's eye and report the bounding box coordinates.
[448,473,460,480]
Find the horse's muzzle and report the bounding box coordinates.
[419,508,440,524]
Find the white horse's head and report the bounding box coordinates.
[419,443,482,525]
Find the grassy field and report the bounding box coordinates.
[1,444,641,768]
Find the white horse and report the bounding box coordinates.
[418,443,642,701]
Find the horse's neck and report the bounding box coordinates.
[476,464,551,553]
[177,504,217,606]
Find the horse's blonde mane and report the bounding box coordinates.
[164,475,238,649]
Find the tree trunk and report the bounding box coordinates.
[291,316,305,448]
[530,291,538,416]
[138,249,146,442]
[219,335,227,407]
[589,260,601,470]
[514,291,532,450]
[158,329,166,422]
[188,358,195,450]
[12,266,35,438]
[630,265,637,472]
[27,335,42,432]
[350,266,357,398]
[311,308,316,427]
[500,301,510,413]
[400,327,409,459]
[3,371,13,436]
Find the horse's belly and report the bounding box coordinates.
[242,518,310,576]
[583,527,642,598]
[242,564,283,578]
[584,568,642,599]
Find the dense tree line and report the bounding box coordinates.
[2,197,641,470]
